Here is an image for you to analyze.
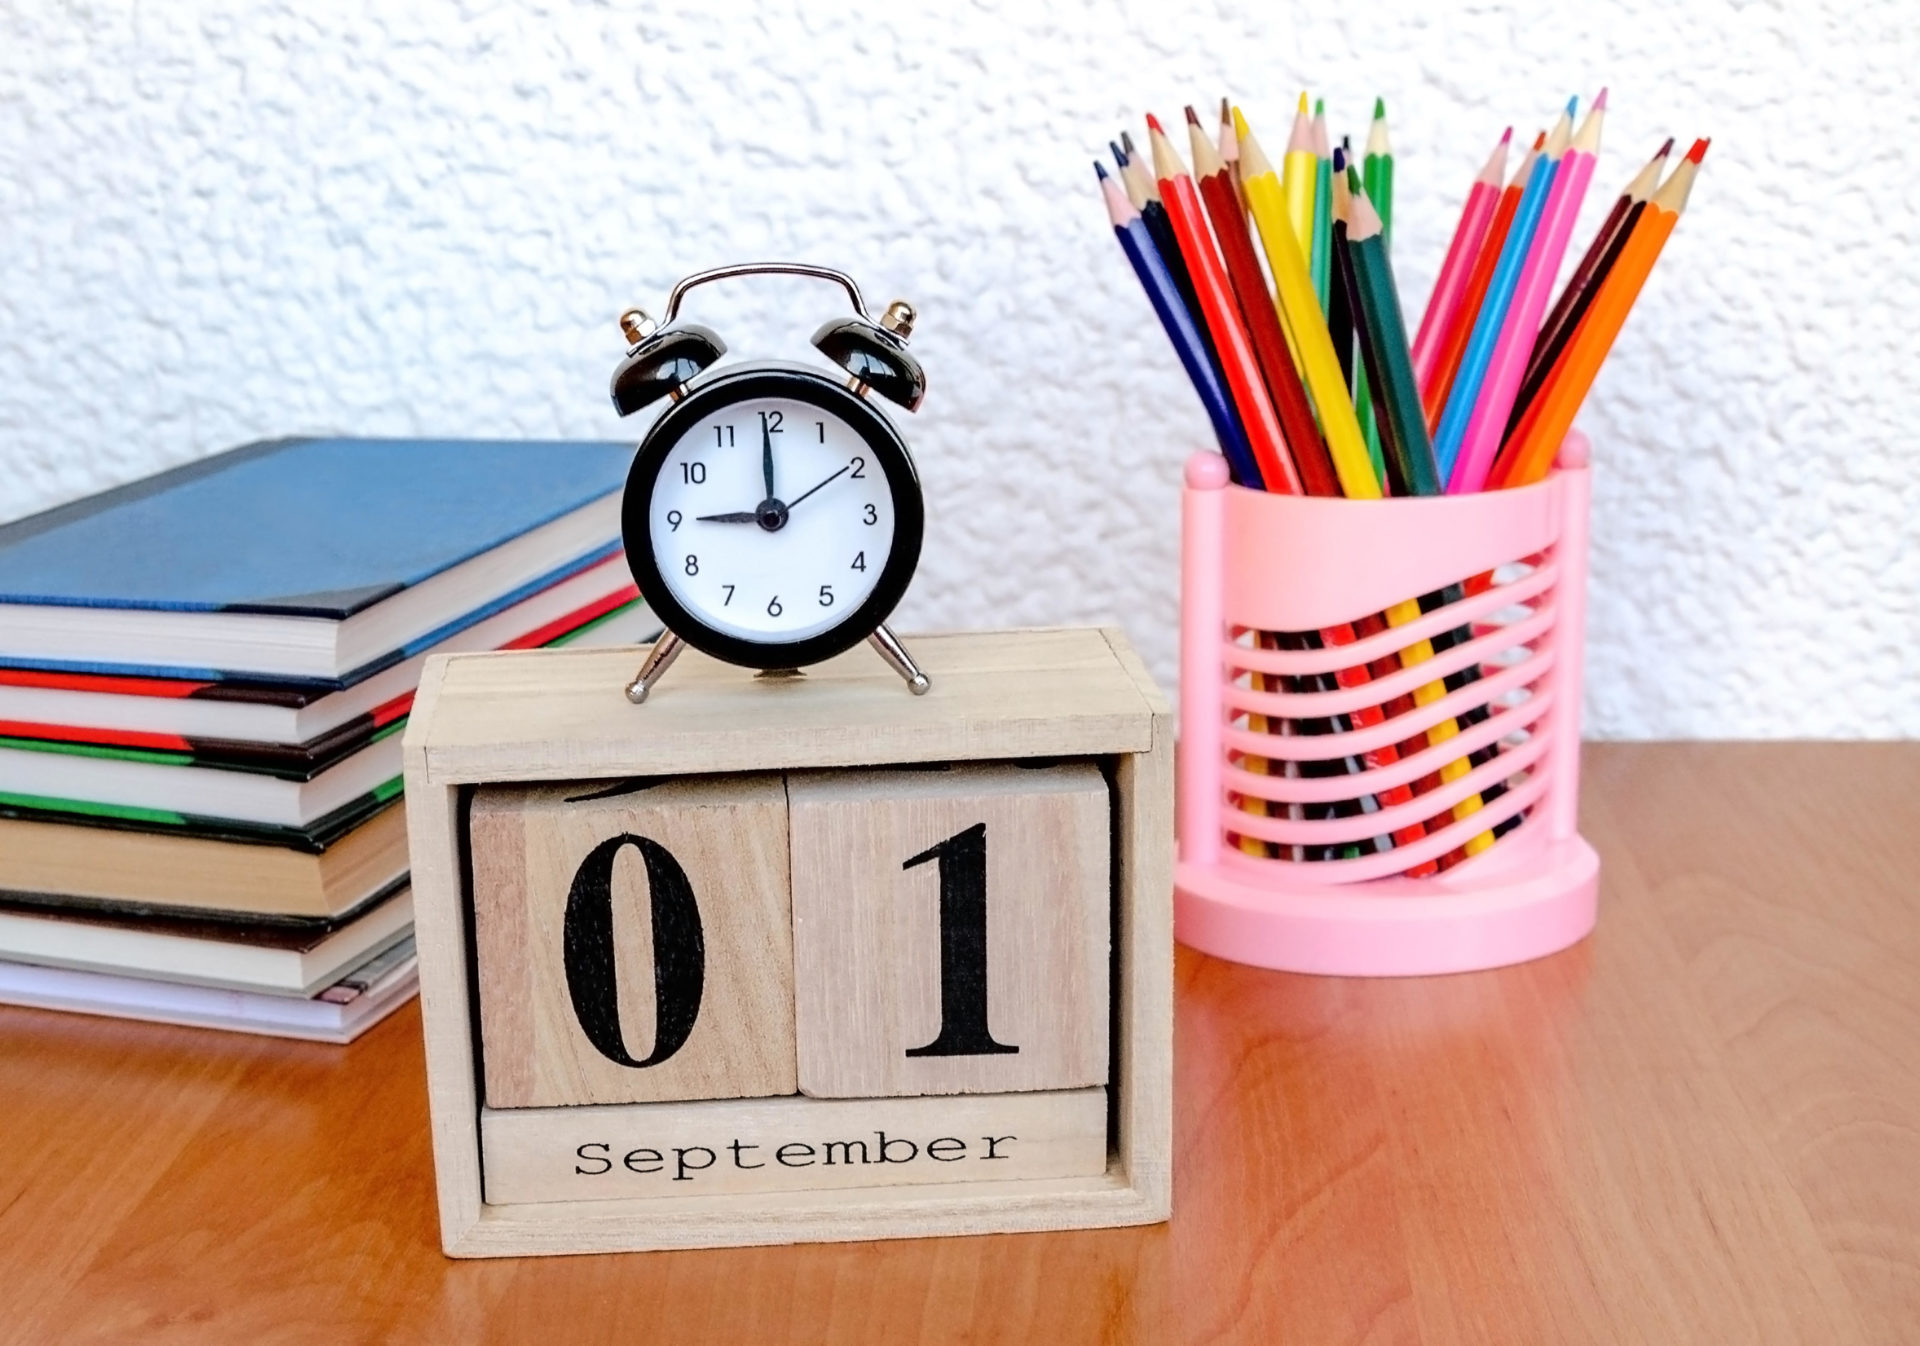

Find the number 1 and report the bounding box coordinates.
[901,824,1018,1058]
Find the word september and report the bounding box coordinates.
[575,1129,1019,1182]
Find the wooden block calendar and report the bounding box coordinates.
[404,627,1171,1257]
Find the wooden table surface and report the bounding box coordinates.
[3,743,1917,1344]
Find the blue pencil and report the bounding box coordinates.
[1098,163,1262,488]
[1431,98,1576,483]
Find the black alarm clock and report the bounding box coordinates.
[607,263,932,705]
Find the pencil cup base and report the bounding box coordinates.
[1175,832,1598,976]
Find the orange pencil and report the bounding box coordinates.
[1495,139,1708,487]
[1421,130,1542,432]
[1147,113,1302,494]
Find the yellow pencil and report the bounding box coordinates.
[1234,111,1378,500]
[1281,91,1317,248]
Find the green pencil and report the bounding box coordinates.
[1363,96,1394,247]
[1309,99,1332,312]
[1354,99,1394,473]
[1342,132,1384,481]
[1340,165,1438,496]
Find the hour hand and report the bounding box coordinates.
[695,510,761,523]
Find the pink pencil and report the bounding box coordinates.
[1412,128,1511,388]
[1447,91,1606,494]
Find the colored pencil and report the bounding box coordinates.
[1112,135,1155,211]
[1354,101,1394,473]
[1115,136,1209,345]
[1097,164,1261,488]
[1495,139,1708,488]
[1448,91,1604,494]
[1327,148,1358,394]
[1340,167,1440,496]
[1236,116,1379,499]
[1218,97,1242,207]
[1188,110,1337,497]
[1147,114,1304,494]
[1282,92,1317,251]
[1430,102,1572,483]
[1422,131,1540,429]
[1363,99,1394,246]
[1412,128,1511,387]
[1506,136,1672,438]
[1309,101,1333,312]
[1339,135,1388,484]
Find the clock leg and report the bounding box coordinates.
[623,631,685,705]
[868,624,932,695]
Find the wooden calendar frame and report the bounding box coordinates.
[404,627,1172,1257]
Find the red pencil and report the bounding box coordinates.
[1186,107,1337,497]
[1147,114,1301,494]
[1420,130,1542,432]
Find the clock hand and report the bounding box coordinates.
[762,420,776,501]
[695,511,761,523]
[784,463,851,511]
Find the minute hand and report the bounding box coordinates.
[785,464,851,510]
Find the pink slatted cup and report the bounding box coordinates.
[1174,435,1600,976]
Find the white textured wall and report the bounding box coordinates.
[2,1,1914,736]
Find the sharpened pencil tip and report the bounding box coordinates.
[1109,140,1126,166]
[1094,160,1108,180]
[1499,126,1513,145]
[1656,136,1674,158]
[1298,91,1310,113]
[1121,130,1139,156]
[1145,112,1164,135]
[1184,105,1201,127]
[1686,137,1710,163]
[1373,96,1386,119]
[1313,97,1324,116]
[1565,95,1579,117]
[1220,96,1231,125]
[1346,163,1362,192]
[1332,146,1347,172]
[1592,87,1609,111]
[1532,130,1547,149]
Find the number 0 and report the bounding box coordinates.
[562,835,705,1069]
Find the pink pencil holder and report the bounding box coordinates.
[1174,434,1600,977]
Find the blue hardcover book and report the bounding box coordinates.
[0,438,635,681]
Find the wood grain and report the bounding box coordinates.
[470,774,796,1108]
[412,629,1155,785]
[789,763,1110,1099]
[3,744,1916,1342]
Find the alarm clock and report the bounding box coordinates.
[607,263,933,705]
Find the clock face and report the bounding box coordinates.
[623,366,924,668]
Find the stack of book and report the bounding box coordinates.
[0,436,646,1042]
